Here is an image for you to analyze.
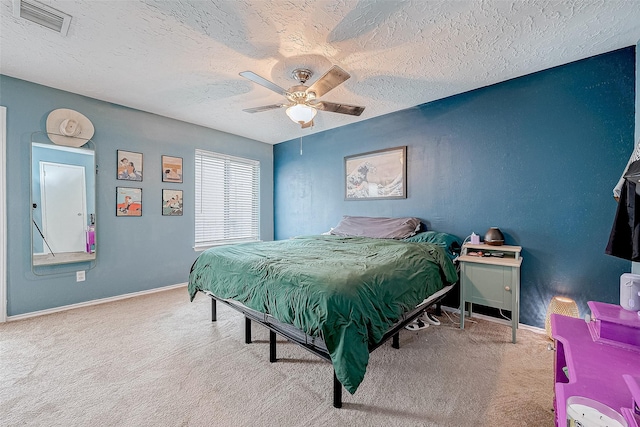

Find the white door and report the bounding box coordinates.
[40,162,86,254]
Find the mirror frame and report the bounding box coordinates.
[30,132,97,273]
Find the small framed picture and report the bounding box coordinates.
[162,189,183,216]
[116,187,142,216]
[117,150,143,181]
[162,155,183,183]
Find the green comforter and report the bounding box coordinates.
[188,235,458,394]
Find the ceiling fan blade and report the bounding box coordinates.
[314,101,365,116]
[307,65,350,98]
[239,71,288,96]
[242,104,285,113]
[301,120,314,129]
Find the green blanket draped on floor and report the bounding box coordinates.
[188,235,458,394]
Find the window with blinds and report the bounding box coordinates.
[195,149,260,248]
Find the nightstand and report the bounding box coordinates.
[459,243,522,343]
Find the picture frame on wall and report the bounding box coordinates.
[117,150,143,181]
[162,189,183,216]
[116,187,142,216]
[344,146,407,200]
[162,155,183,183]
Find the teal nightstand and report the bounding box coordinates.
[459,243,522,343]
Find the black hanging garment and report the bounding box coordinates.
[605,163,640,261]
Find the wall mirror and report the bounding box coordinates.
[31,137,96,267]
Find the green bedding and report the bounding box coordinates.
[188,235,458,394]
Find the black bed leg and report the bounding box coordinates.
[392,332,400,349]
[269,331,277,362]
[211,298,217,322]
[245,317,252,344]
[435,302,442,316]
[333,371,343,408]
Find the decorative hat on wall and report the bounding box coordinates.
[46,108,94,147]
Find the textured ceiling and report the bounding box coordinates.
[1,1,639,145]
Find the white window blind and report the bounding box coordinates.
[195,149,260,248]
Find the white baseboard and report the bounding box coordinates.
[7,287,547,336]
[7,282,187,322]
[440,304,546,335]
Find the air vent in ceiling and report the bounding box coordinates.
[12,0,72,36]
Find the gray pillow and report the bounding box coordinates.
[329,216,421,239]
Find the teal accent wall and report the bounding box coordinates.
[274,47,636,328]
[634,39,639,275]
[1,75,273,316]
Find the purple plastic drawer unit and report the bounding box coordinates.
[552,302,640,427]
[588,301,640,351]
[622,375,640,426]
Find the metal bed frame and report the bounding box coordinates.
[203,282,456,408]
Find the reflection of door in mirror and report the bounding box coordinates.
[32,142,96,267]
[40,162,86,253]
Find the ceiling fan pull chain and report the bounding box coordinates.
[300,137,303,156]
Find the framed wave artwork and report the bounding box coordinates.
[344,146,407,200]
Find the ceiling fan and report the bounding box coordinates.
[239,65,365,128]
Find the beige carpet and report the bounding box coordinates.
[0,287,555,426]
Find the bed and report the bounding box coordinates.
[188,217,460,407]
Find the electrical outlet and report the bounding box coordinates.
[76,271,85,282]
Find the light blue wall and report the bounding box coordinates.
[1,75,273,316]
[274,47,636,328]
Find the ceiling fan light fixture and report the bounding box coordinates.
[286,103,317,125]
[240,65,364,125]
